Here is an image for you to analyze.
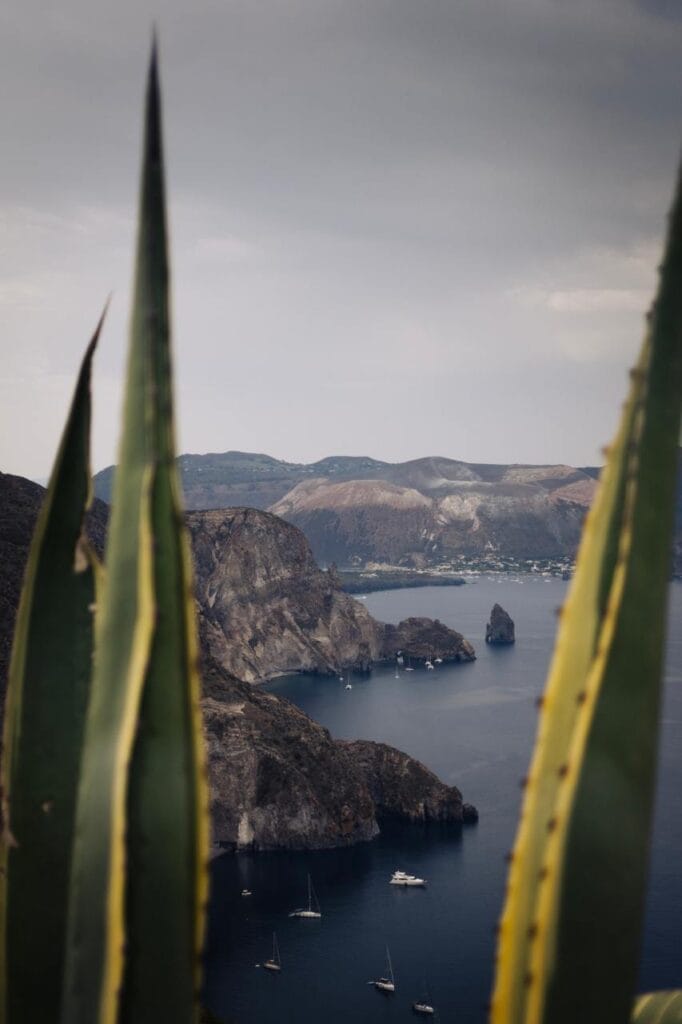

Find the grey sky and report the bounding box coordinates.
[1,0,681,479]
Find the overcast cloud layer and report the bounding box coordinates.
[1,0,681,479]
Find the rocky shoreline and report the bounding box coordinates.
[1,474,479,853]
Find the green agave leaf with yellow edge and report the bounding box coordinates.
[0,313,105,1024]
[62,44,209,1024]
[491,160,682,1024]
[632,992,682,1024]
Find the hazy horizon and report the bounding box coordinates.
[2,1,681,480]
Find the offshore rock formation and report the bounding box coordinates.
[380,617,476,663]
[485,604,515,645]
[204,657,473,850]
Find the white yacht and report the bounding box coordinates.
[412,997,435,1015]
[390,870,427,887]
[370,947,396,993]
[425,660,434,670]
[262,932,282,972]
[241,888,252,896]
[289,874,322,918]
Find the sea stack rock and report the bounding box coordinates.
[485,604,515,645]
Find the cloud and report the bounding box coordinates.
[0,1,681,476]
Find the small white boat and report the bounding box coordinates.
[434,657,443,664]
[412,996,435,1015]
[370,947,396,993]
[390,870,427,887]
[241,888,252,896]
[289,874,322,918]
[345,670,353,690]
[425,660,434,671]
[262,932,282,972]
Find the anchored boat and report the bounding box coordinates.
[390,869,427,887]
[370,947,396,993]
[289,874,322,918]
[262,932,282,973]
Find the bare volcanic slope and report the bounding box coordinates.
[94,449,682,567]
[269,462,599,566]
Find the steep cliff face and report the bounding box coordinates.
[340,740,469,825]
[0,475,478,853]
[202,659,378,850]
[188,507,383,682]
[203,658,471,851]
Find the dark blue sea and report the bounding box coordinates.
[204,578,682,1023]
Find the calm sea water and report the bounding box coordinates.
[204,578,682,1023]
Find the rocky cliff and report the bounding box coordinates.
[1,475,477,851]
[188,507,382,682]
[203,658,471,851]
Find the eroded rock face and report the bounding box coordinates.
[1,477,479,852]
[485,604,515,645]
[340,740,467,824]
[380,617,476,663]
[203,658,474,850]
[202,659,379,850]
[188,507,383,682]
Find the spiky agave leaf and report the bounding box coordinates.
[0,313,104,1024]
[62,45,209,1024]
[632,992,682,1023]
[491,160,682,1024]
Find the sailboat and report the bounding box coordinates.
[370,946,396,993]
[262,932,282,972]
[289,874,322,918]
[345,669,353,690]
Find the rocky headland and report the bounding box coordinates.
[189,507,475,681]
[381,617,475,664]
[1,473,477,851]
[203,657,471,851]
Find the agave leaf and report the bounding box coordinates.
[632,991,682,1023]
[491,160,682,1024]
[62,45,209,1024]
[0,313,104,1024]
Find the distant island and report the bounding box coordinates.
[93,449,682,576]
